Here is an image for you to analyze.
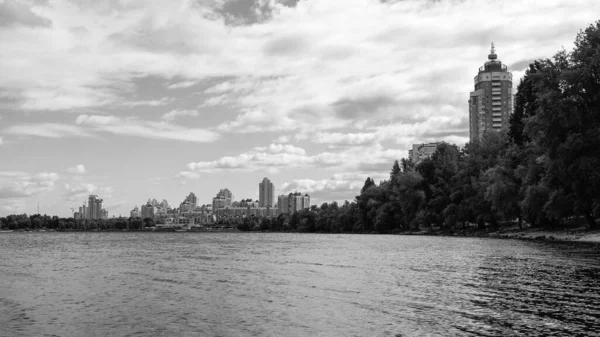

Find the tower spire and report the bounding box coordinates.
[488,42,497,60]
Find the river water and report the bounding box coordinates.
[0,233,599,336]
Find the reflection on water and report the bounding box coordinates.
[0,233,599,336]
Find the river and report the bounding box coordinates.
[0,232,599,336]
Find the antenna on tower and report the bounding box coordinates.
[491,42,495,54]
[37,202,39,215]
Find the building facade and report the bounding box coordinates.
[259,177,275,207]
[86,195,107,219]
[408,141,459,165]
[130,206,140,218]
[212,188,233,210]
[277,192,310,214]
[141,202,157,219]
[469,43,513,142]
[179,193,197,213]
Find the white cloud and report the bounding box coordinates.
[199,94,228,107]
[76,114,219,143]
[1,0,595,141]
[3,123,93,138]
[168,80,197,89]
[161,109,199,121]
[120,97,174,107]
[0,171,60,199]
[181,142,405,176]
[0,136,3,145]
[64,182,113,201]
[67,164,86,174]
[280,171,389,204]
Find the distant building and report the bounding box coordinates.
[141,202,157,219]
[408,142,459,165]
[213,206,279,219]
[178,193,197,213]
[130,205,140,218]
[277,192,310,214]
[469,43,513,142]
[78,204,87,219]
[212,188,233,210]
[277,195,287,214]
[86,195,107,219]
[160,199,170,210]
[259,177,275,207]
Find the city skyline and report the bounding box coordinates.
[1,0,599,217]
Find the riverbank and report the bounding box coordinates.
[402,225,600,244]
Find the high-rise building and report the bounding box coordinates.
[212,189,233,210]
[141,202,157,219]
[259,178,275,207]
[88,195,101,219]
[216,189,232,200]
[469,43,513,142]
[79,204,87,219]
[277,192,310,214]
[277,195,287,214]
[160,199,170,210]
[85,195,107,219]
[130,206,140,218]
[185,193,197,207]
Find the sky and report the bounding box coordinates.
[0,0,598,217]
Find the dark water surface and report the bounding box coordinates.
[1,233,599,336]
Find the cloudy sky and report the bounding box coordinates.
[0,0,597,217]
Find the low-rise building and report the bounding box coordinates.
[408,142,459,165]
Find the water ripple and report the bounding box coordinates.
[0,233,599,336]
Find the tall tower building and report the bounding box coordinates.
[186,193,197,207]
[88,195,98,219]
[259,178,275,207]
[469,43,513,142]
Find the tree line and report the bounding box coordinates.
[234,22,600,233]
[0,214,156,231]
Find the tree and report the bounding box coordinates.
[523,22,600,229]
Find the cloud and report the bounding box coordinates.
[161,109,199,122]
[199,94,228,107]
[167,80,197,89]
[2,0,595,129]
[183,143,313,174]
[75,114,219,142]
[312,132,380,146]
[0,1,52,28]
[64,182,113,201]
[181,142,405,177]
[67,164,86,174]
[331,95,397,120]
[0,136,3,145]
[3,123,93,138]
[0,171,59,199]
[280,172,388,203]
[121,97,174,107]
[254,143,306,155]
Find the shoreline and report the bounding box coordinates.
[395,227,600,244]
[3,227,600,244]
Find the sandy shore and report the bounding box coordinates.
[491,228,600,244]
[401,225,600,244]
